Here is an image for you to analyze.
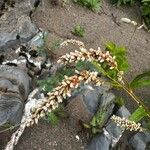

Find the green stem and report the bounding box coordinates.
[0,123,21,134]
[127,26,137,50]
[91,61,150,117]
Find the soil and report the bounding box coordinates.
[32,0,150,110]
[14,119,87,150]
[0,0,150,150]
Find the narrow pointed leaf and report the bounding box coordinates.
[130,71,150,89]
[129,106,147,122]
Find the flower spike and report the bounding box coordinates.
[58,40,118,70]
[26,70,104,126]
[111,115,143,132]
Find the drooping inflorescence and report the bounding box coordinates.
[111,115,143,132]
[26,70,104,126]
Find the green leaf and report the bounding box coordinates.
[50,40,61,51]
[110,0,136,6]
[141,0,150,29]
[73,0,101,11]
[76,60,94,71]
[130,71,150,89]
[96,111,106,125]
[46,104,68,126]
[105,42,129,73]
[145,118,150,130]
[47,112,59,125]
[91,61,106,75]
[114,97,125,108]
[92,127,101,134]
[83,123,91,129]
[90,116,97,126]
[37,67,74,92]
[76,61,87,71]
[105,42,126,55]
[129,106,147,122]
[92,42,129,80]
[53,104,68,118]
[106,69,118,79]
[142,0,150,2]
[72,25,85,37]
[92,127,97,134]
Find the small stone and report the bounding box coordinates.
[66,94,93,130]
[66,85,114,131]
[0,0,38,48]
[105,106,131,146]
[86,134,111,150]
[0,65,30,99]
[0,65,30,126]
[28,32,45,49]
[116,106,131,118]
[82,87,102,114]
[129,131,150,150]
[75,135,80,141]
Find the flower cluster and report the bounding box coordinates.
[111,115,143,132]
[58,47,117,70]
[117,71,124,84]
[60,39,85,48]
[26,70,104,126]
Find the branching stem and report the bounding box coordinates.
[91,61,150,117]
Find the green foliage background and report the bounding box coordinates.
[72,25,85,37]
[110,0,150,29]
[73,0,101,11]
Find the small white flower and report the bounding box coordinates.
[40,113,45,117]
[57,96,63,103]
[50,100,55,105]
[42,106,48,111]
[48,109,52,113]
[100,59,104,63]
[110,66,114,70]
[46,103,50,107]
[80,47,87,53]
[54,91,59,96]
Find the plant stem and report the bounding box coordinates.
[127,26,137,50]
[91,61,150,117]
[0,124,20,134]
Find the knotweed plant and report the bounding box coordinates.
[26,70,103,126]
[72,25,86,37]
[57,39,150,128]
[4,39,150,150]
[111,115,143,132]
